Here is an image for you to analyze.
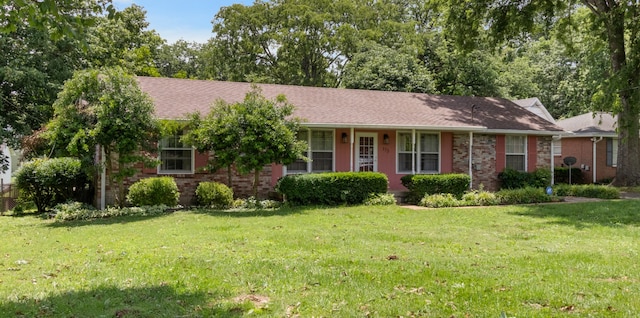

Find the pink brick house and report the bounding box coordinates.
[100,77,564,205]
[554,112,618,184]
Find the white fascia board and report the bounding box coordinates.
[481,129,564,136]
[302,123,488,132]
[559,131,618,138]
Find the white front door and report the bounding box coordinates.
[356,133,377,172]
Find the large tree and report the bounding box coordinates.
[443,0,640,186]
[45,67,158,206]
[184,86,306,197]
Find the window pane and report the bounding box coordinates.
[506,154,525,171]
[506,135,525,154]
[397,133,413,152]
[311,151,332,172]
[161,150,192,171]
[398,153,413,172]
[420,153,438,172]
[420,134,438,153]
[287,151,308,172]
[311,131,333,150]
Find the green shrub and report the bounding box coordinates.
[496,187,553,205]
[420,193,461,208]
[195,182,234,208]
[498,168,551,189]
[126,177,179,207]
[14,157,91,213]
[363,193,396,206]
[461,190,500,206]
[401,174,470,203]
[53,201,170,221]
[553,184,619,199]
[232,197,282,210]
[276,172,388,205]
[553,167,585,184]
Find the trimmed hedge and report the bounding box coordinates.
[276,172,388,205]
[498,168,551,189]
[553,184,620,199]
[496,187,553,205]
[195,181,234,208]
[401,174,470,203]
[126,177,180,207]
[14,157,91,213]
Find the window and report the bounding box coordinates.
[159,132,193,174]
[397,132,439,173]
[286,129,334,173]
[552,140,561,156]
[607,138,618,167]
[505,135,526,171]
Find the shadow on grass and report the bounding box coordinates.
[509,200,640,228]
[0,284,252,317]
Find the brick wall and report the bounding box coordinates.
[452,133,499,191]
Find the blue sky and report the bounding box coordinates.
[113,0,253,44]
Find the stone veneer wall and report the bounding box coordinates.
[536,136,552,170]
[100,162,274,206]
[452,133,499,191]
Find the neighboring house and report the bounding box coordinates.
[512,98,556,124]
[101,77,564,205]
[555,112,618,184]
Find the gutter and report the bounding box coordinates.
[591,136,604,184]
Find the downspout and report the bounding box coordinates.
[592,136,604,184]
[468,132,473,189]
[350,127,354,172]
[411,129,416,174]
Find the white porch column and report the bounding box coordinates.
[349,127,354,172]
[411,129,416,174]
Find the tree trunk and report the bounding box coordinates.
[601,2,640,186]
[253,168,260,198]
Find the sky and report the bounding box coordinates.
[113,0,253,44]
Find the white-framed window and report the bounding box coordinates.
[397,131,440,173]
[552,140,561,156]
[506,135,526,172]
[159,132,194,174]
[286,129,334,173]
[606,138,618,167]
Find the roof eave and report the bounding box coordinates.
[302,123,488,131]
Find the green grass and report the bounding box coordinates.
[1,201,640,317]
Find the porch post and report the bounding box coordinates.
[550,136,555,185]
[468,132,473,189]
[411,129,416,174]
[349,127,354,172]
[100,146,106,210]
[592,136,604,184]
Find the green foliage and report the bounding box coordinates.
[461,190,501,206]
[126,177,179,207]
[14,157,90,213]
[553,167,585,185]
[363,193,397,206]
[231,197,282,210]
[276,172,388,206]
[46,67,159,206]
[553,184,620,199]
[195,182,234,209]
[401,174,470,203]
[498,168,551,189]
[496,187,553,205]
[419,193,461,208]
[53,201,169,221]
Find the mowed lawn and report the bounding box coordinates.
[1,201,639,317]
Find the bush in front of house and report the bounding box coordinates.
[126,177,179,207]
[496,187,553,204]
[53,201,170,221]
[195,181,234,209]
[553,184,620,199]
[363,193,397,206]
[276,172,388,205]
[553,167,585,184]
[498,168,551,189]
[461,190,501,206]
[401,174,470,203]
[420,193,461,208]
[14,157,91,213]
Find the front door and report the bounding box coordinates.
[356,133,377,172]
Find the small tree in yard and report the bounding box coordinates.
[45,67,158,207]
[185,85,306,197]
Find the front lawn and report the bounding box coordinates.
[1,201,639,317]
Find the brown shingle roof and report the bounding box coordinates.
[556,112,617,136]
[137,77,563,134]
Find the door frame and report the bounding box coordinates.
[355,132,378,172]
